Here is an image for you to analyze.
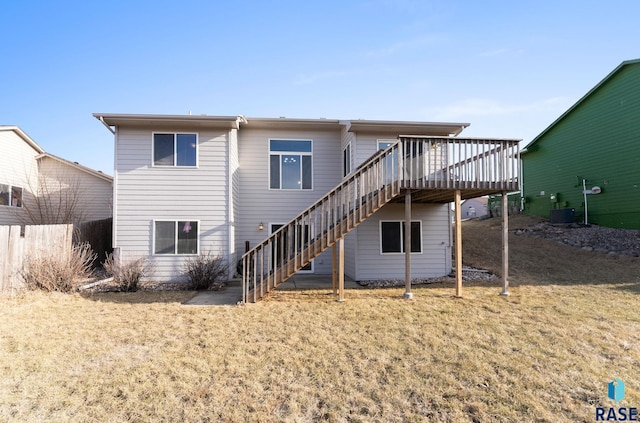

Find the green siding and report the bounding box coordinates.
[522,62,640,229]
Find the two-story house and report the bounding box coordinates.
[1,125,113,226]
[95,113,519,300]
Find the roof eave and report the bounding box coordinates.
[36,153,113,182]
[93,113,241,130]
[345,120,470,136]
[0,125,45,154]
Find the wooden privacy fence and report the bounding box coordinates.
[0,224,73,293]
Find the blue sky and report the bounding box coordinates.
[2,0,639,175]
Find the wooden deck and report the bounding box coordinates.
[242,136,520,303]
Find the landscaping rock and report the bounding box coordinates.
[514,221,640,257]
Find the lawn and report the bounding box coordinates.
[1,216,639,422]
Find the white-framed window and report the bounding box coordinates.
[153,220,199,255]
[377,140,396,151]
[343,143,351,177]
[153,133,198,167]
[0,184,23,208]
[380,220,422,254]
[269,139,313,190]
[378,139,399,184]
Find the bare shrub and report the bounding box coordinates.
[183,251,229,290]
[21,243,96,293]
[102,253,148,292]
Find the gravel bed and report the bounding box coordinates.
[358,267,497,288]
[514,221,640,257]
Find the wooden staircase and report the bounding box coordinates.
[241,136,520,303]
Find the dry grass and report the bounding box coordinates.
[1,216,639,422]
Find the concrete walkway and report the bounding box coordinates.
[184,274,360,306]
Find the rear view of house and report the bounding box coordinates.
[95,113,520,300]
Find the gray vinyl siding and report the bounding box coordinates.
[354,203,452,281]
[0,130,39,225]
[237,127,342,275]
[114,126,230,283]
[37,157,112,222]
[354,133,397,167]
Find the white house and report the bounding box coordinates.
[95,113,520,299]
[461,197,489,219]
[0,126,113,226]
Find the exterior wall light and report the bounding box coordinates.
[258,222,264,231]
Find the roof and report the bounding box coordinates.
[94,113,469,136]
[523,58,640,151]
[462,197,488,206]
[0,125,45,154]
[36,153,113,183]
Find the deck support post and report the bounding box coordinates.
[500,192,510,296]
[454,190,463,297]
[403,190,413,300]
[332,243,338,295]
[337,238,345,302]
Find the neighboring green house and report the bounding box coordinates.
[521,59,640,229]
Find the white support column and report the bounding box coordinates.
[404,190,413,299]
[500,192,510,296]
[454,190,462,297]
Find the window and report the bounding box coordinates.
[0,184,22,207]
[378,140,399,185]
[154,220,199,255]
[380,221,422,254]
[269,140,312,190]
[343,143,351,177]
[153,133,197,167]
[378,140,396,151]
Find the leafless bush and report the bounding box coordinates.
[21,243,96,293]
[102,253,149,292]
[183,252,229,290]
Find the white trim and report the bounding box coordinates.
[269,222,314,273]
[151,132,199,168]
[152,219,201,256]
[379,220,423,255]
[113,127,119,248]
[267,138,313,190]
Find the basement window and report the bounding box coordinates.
[380,221,422,254]
[0,184,23,207]
[154,220,199,255]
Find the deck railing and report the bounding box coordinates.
[241,136,520,303]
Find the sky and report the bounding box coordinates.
[1,0,639,175]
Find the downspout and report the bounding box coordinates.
[98,116,116,135]
[519,147,526,212]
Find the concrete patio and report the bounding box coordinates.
[184,274,360,306]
